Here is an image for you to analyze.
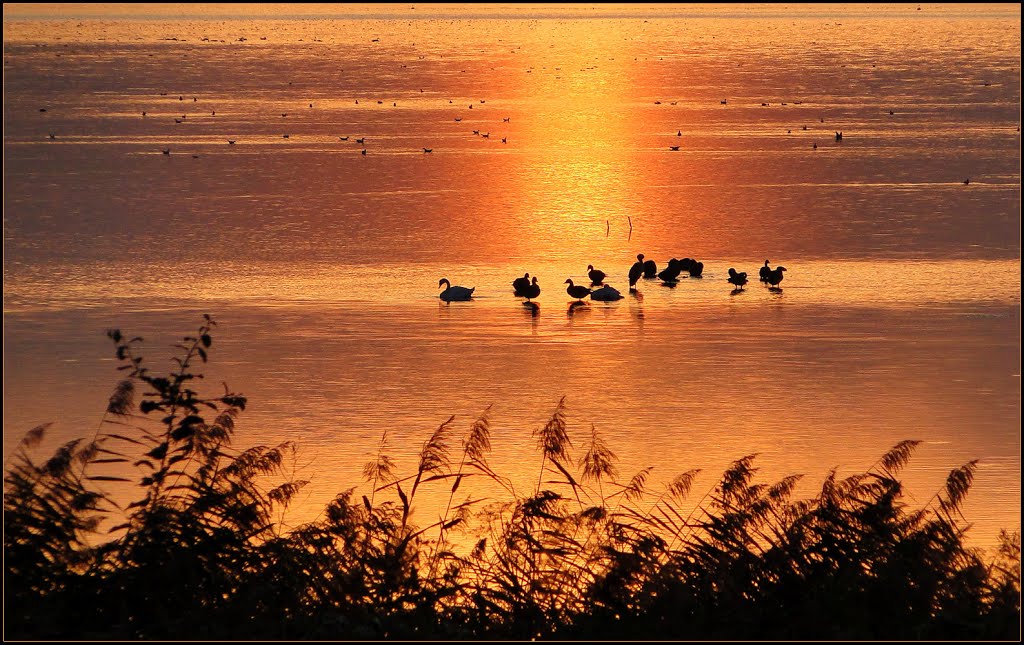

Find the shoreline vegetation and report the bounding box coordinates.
[4,316,1019,640]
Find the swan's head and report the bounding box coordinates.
[564,279,574,285]
[777,267,787,272]
[524,272,530,278]
[637,253,645,261]
[438,278,450,289]
[764,259,770,266]
[532,276,539,285]
[587,264,594,271]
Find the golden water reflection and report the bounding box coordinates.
[3,6,1020,552]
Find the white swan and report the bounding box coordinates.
[590,285,623,301]
[438,278,475,301]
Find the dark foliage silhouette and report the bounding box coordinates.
[4,317,1019,640]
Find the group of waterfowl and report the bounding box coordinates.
[438,255,789,302]
[727,261,787,290]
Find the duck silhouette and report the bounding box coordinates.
[658,258,682,283]
[727,268,748,289]
[564,279,592,301]
[642,257,658,278]
[521,276,541,302]
[590,284,623,301]
[587,264,606,285]
[438,278,475,301]
[765,266,787,288]
[759,260,772,282]
[512,273,531,296]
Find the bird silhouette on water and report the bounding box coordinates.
[658,258,682,283]
[587,265,606,285]
[642,257,658,278]
[590,285,623,301]
[685,259,704,277]
[438,278,475,301]
[727,268,748,289]
[628,254,645,289]
[512,273,531,296]
[765,266,787,289]
[759,260,772,282]
[564,279,592,302]
[521,276,541,302]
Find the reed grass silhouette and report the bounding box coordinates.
[4,316,1020,640]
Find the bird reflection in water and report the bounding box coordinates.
[567,301,589,317]
[629,292,645,325]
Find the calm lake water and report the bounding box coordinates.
[3,4,1020,550]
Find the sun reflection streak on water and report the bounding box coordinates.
[2,6,1020,549]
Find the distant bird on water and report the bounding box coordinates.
[669,145,680,151]
[521,276,541,302]
[963,178,970,185]
[658,258,682,283]
[628,254,645,288]
[423,148,433,153]
[759,260,772,282]
[439,278,474,301]
[161,148,170,155]
[587,264,606,285]
[512,273,531,296]
[590,284,623,301]
[564,279,592,301]
[727,268,748,289]
[765,266,787,288]
[642,257,658,278]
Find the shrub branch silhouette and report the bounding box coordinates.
[4,316,1020,640]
